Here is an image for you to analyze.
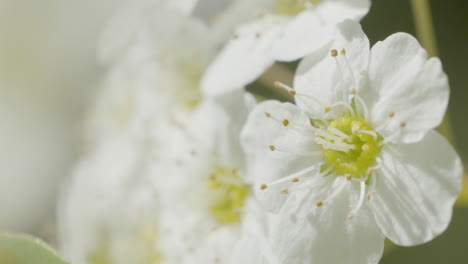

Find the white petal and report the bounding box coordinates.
[271,180,384,264]
[367,33,449,143]
[294,20,369,117]
[167,0,199,15]
[241,101,322,212]
[271,10,333,61]
[370,131,462,246]
[316,0,371,25]
[201,16,287,97]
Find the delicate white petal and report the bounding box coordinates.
[316,0,371,25]
[201,16,287,97]
[272,179,384,264]
[271,10,333,61]
[242,101,322,212]
[371,131,462,246]
[367,33,449,143]
[294,20,369,117]
[211,0,276,44]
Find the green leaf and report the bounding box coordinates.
[0,233,68,264]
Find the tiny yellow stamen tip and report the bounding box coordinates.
[367,193,372,200]
[282,119,290,127]
[341,48,346,55]
[316,201,323,207]
[274,81,281,89]
[288,90,296,95]
[350,89,356,95]
[264,112,271,118]
[260,184,268,190]
[280,189,289,194]
[292,178,299,183]
[400,122,407,128]
[232,168,238,174]
[346,175,352,181]
[324,106,331,113]
[269,145,276,151]
[331,49,338,57]
[347,213,354,220]
[389,111,395,118]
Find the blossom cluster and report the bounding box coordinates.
[58,0,462,263]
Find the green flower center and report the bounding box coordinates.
[206,167,249,224]
[274,0,320,16]
[316,116,382,179]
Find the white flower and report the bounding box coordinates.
[241,20,462,264]
[149,90,266,264]
[201,0,371,97]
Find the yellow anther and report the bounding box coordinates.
[280,189,289,194]
[316,201,323,207]
[265,112,272,118]
[331,49,338,57]
[400,122,407,128]
[366,193,372,200]
[341,48,346,55]
[389,111,395,118]
[346,175,353,181]
[324,106,331,113]
[269,145,276,151]
[288,90,297,95]
[292,178,299,183]
[260,184,268,190]
[282,119,290,127]
[274,81,281,89]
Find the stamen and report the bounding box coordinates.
[318,179,347,206]
[341,51,359,91]
[358,129,378,140]
[264,165,317,187]
[330,101,355,116]
[269,145,276,151]
[348,181,366,220]
[280,189,289,194]
[315,129,348,142]
[331,49,338,57]
[389,111,395,118]
[315,137,356,152]
[292,178,299,182]
[353,94,369,121]
[316,201,323,207]
[400,122,407,128]
[260,184,267,190]
[329,127,350,139]
[274,81,296,95]
[282,119,290,127]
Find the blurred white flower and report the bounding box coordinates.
[148,90,272,264]
[201,0,370,97]
[241,20,462,264]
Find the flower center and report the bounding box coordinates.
[274,0,319,16]
[314,116,382,179]
[205,167,249,224]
